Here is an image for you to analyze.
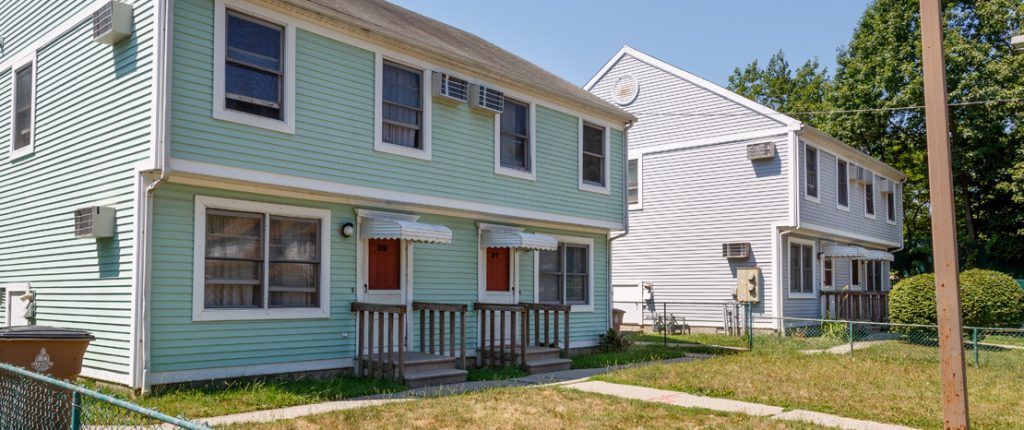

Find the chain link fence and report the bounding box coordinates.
[0,362,211,430]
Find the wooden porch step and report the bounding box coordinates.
[525,357,572,374]
[481,345,563,362]
[402,368,468,388]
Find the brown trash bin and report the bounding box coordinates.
[0,326,94,380]
[612,308,626,333]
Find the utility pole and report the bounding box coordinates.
[918,0,969,428]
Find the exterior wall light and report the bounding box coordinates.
[339,222,355,238]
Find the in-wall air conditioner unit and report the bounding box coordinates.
[92,1,133,45]
[432,72,469,103]
[75,207,116,239]
[721,242,751,259]
[881,178,895,194]
[746,142,776,160]
[851,164,870,185]
[470,84,504,114]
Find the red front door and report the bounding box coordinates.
[486,247,511,292]
[368,239,401,291]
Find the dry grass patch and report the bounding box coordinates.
[230,387,818,430]
[597,338,1024,429]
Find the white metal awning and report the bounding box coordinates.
[358,211,452,244]
[821,243,893,261]
[479,224,558,251]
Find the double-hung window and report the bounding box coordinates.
[214,2,294,133]
[789,242,814,296]
[538,242,592,308]
[225,11,284,120]
[837,159,849,208]
[12,62,33,155]
[886,187,896,222]
[381,61,424,149]
[805,145,818,200]
[195,197,330,321]
[864,261,884,291]
[865,177,875,217]
[496,97,533,178]
[580,122,608,193]
[627,159,640,206]
[823,258,833,288]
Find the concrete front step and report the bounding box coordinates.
[525,357,572,374]
[402,368,468,388]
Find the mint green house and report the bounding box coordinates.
[0,0,632,391]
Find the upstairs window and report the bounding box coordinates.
[865,178,875,217]
[580,122,607,192]
[836,159,849,208]
[225,11,284,120]
[381,61,423,149]
[886,188,896,222]
[12,62,33,155]
[627,159,640,205]
[499,97,530,172]
[805,145,818,199]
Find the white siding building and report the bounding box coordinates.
[587,47,905,330]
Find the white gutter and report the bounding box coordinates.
[607,119,635,329]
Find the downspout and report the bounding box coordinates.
[135,0,174,394]
[607,119,634,330]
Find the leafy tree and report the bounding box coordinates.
[728,0,1024,277]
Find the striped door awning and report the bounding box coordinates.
[480,224,558,251]
[359,213,452,244]
[821,243,894,261]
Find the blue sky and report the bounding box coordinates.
[389,0,873,88]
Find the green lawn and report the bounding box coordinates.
[227,387,820,430]
[465,366,528,381]
[89,376,407,419]
[596,336,1024,429]
[571,344,697,369]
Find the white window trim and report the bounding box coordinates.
[212,0,297,134]
[864,174,876,220]
[374,55,432,161]
[578,119,611,195]
[836,157,850,211]
[850,259,861,290]
[533,234,595,312]
[192,195,332,321]
[787,237,816,299]
[802,142,820,204]
[493,100,536,181]
[9,52,37,161]
[628,156,642,211]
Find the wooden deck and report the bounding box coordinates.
[358,351,468,388]
[820,290,889,322]
[477,344,572,374]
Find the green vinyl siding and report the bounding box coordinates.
[150,183,609,374]
[0,0,155,378]
[0,0,95,64]
[170,0,624,226]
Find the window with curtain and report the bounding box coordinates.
[627,159,639,205]
[500,98,530,171]
[225,10,284,120]
[538,244,590,305]
[13,64,33,150]
[837,159,849,207]
[789,243,813,294]
[204,210,320,309]
[805,146,818,198]
[381,61,423,149]
[582,123,605,186]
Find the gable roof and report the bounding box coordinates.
[586,45,905,180]
[273,0,634,124]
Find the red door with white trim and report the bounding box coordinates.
[364,238,404,305]
[482,247,515,304]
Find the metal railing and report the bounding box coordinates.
[0,362,211,430]
[615,300,755,350]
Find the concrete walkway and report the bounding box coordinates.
[563,380,916,430]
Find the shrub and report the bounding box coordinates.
[890,269,1024,328]
[597,329,632,353]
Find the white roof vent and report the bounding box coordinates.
[432,72,469,103]
[92,1,133,45]
[612,74,639,106]
[470,84,504,113]
[75,206,116,239]
[721,242,751,259]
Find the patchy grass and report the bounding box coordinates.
[228,387,819,430]
[571,344,692,369]
[466,366,528,381]
[983,334,1024,348]
[597,336,1024,429]
[624,331,752,349]
[89,376,407,419]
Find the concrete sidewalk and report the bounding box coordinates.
[563,380,917,430]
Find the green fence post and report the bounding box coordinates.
[848,320,854,354]
[746,303,754,350]
[70,391,82,430]
[973,328,979,369]
[662,302,668,347]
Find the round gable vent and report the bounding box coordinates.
[612,74,639,106]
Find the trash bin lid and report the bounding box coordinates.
[0,326,95,340]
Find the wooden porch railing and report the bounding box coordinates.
[820,290,889,323]
[351,302,405,380]
[413,301,468,370]
[474,303,526,369]
[522,303,570,359]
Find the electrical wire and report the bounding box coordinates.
[629,97,1024,118]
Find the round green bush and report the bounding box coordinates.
[890,269,1024,328]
